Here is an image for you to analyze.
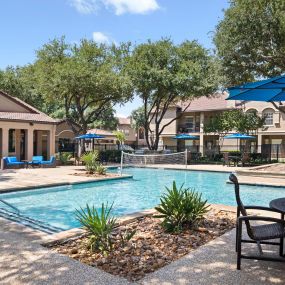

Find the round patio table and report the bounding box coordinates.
[269,197,285,257]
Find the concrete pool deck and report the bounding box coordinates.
[1,209,284,285]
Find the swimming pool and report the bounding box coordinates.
[0,167,284,232]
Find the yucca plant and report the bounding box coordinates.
[154,181,209,232]
[81,151,99,173]
[75,203,117,254]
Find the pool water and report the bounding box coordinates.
[0,167,284,231]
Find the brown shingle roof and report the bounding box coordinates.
[117,117,130,125]
[0,90,57,124]
[88,128,115,137]
[181,92,235,112]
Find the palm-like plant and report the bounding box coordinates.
[155,181,209,232]
[81,151,99,173]
[75,203,117,253]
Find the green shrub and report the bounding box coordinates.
[96,164,106,175]
[154,181,209,232]
[81,151,99,173]
[75,203,136,255]
[76,203,117,254]
[58,152,72,165]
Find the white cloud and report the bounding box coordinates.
[104,0,159,15]
[70,0,159,15]
[70,0,98,14]
[92,32,110,44]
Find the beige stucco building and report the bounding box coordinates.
[150,93,285,156]
[0,91,57,164]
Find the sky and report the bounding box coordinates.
[0,0,229,117]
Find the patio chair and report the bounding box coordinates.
[240,152,250,167]
[41,156,56,167]
[28,156,43,167]
[229,174,285,269]
[222,152,234,167]
[2,156,25,169]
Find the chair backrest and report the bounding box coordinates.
[7,156,18,163]
[229,173,254,238]
[223,152,229,163]
[32,156,43,162]
[50,156,56,163]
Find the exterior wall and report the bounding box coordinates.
[156,99,285,154]
[149,107,177,137]
[0,96,30,112]
[117,124,136,144]
[0,121,56,161]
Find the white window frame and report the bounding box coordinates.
[263,109,274,126]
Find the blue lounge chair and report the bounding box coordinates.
[28,156,43,167]
[3,156,25,169]
[41,156,56,167]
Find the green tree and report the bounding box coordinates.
[33,37,132,134]
[130,106,146,130]
[89,108,118,130]
[214,0,285,86]
[114,131,126,146]
[204,109,264,145]
[127,39,220,150]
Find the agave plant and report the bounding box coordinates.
[154,181,209,232]
[75,203,117,253]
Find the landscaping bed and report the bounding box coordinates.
[73,172,120,179]
[51,209,235,281]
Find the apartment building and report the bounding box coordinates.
[151,93,285,156]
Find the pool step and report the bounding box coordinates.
[0,208,63,234]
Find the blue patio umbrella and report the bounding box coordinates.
[75,133,105,152]
[226,74,285,102]
[224,133,255,152]
[172,134,199,140]
[75,134,105,139]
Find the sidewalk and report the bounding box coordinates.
[1,216,284,285]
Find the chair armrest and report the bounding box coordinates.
[244,206,283,214]
[238,215,285,225]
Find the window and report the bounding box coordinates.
[8,129,15,152]
[263,108,274,126]
[246,108,258,114]
[185,116,194,132]
[138,128,145,139]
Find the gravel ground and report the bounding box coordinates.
[51,210,235,281]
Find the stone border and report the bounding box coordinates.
[41,208,157,246]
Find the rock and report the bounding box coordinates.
[70,248,78,254]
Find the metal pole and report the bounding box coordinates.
[185,149,188,169]
[120,151,123,176]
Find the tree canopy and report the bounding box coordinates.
[204,109,265,145]
[214,0,285,86]
[130,106,145,131]
[127,39,220,150]
[33,38,132,134]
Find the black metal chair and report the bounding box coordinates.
[229,173,285,269]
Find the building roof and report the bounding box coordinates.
[181,92,236,112]
[117,117,131,125]
[0,90,57,124]
[88,128,115,137]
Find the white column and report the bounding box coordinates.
[26,129,34,160]
[47,127,56,159]
[257,134,262,153]
[2,127,9,157]
[199,112,204,155]
[15,129,21,160]
[36,131,43,155]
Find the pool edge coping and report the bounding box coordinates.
[0,174,133,194]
